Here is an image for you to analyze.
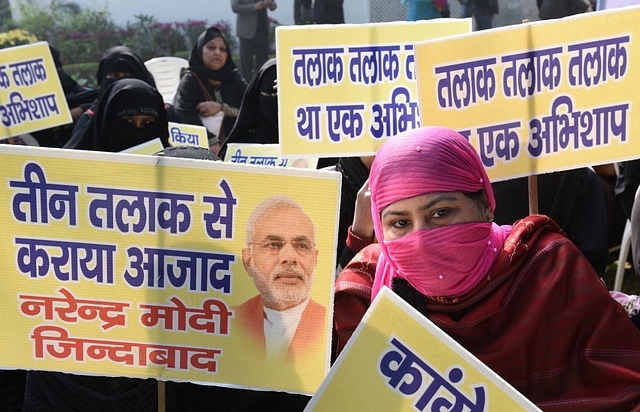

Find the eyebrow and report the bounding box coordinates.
[260,234,313,242]
[381,193,461,219]
[261,235,283,242]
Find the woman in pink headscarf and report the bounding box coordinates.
[332,126,640,411]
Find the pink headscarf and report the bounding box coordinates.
[369,126,510,300]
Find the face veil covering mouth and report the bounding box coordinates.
[384,221,508,298]
[369,126,511,300]
[93,78,169,152]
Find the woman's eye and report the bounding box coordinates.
[392,219,410,229]
[432,209,450,219]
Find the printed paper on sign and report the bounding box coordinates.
[0,145,341,395]
[0,42,72,139]
[414,7,640,181]
[306,287,541,411]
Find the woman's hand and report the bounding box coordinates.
[196,101,222,117]
[352,179,374,239]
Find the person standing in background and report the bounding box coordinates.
[537,0,592,20]
[401,0,442,21]
[294,0,313,24]
[231,0,277,83]
[471,0,499,30]
[457,0,498,30]
[458,0,472,17]
[313,0,345,24]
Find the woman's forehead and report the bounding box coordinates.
[205,37,225,46]
[381,192,465,213]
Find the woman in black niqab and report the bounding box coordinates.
[64,46,158,150]
[93,78,169,152]
[96,45,157,93]
[222,58,278,156]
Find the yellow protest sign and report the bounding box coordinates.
[168,122,209,149]
[306,287,540,411]
[601,0,640,9]
[120,137,165,155]
[225,143,319,169]
[276,19,471,158]
[0,42,72,139]
[415,6,640,181]
[0,145,340,395]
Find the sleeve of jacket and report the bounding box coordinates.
[332,244,379,363]
[227,71,249,110]
[173,73,206,127]
[231,0,258,14]
[571,0,592,12]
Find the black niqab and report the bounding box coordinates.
[96,45,156,93]
[93,78,169,152]
[223,58,278,148]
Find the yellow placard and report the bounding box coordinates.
[225,143,319,169]
[0,145,341,395]
[276,19,471,158]
[602,0,640,9]
[306,287,541,411]
[120,137,165,155]
[0,42,72,139]
[168,122,209,149]
[415,6,640,182]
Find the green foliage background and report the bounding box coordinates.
[1,0,236,86]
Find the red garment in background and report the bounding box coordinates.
[333,215,640,411]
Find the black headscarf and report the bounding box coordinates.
[223,58,278,149]
[335,156,371,266]
[49,45,79,94]
[96,45,156,93]
[48,44,97,108]
[63,46,157,150]
[93,78,169,152]
[187,27,238,82]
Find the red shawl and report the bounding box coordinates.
[333,215,640,411]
